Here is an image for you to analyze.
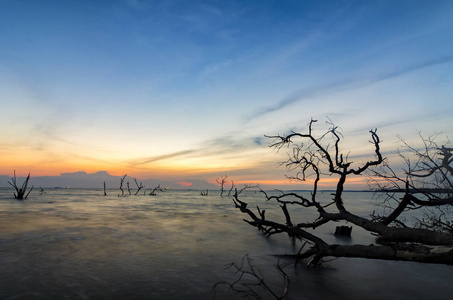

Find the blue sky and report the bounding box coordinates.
[0,0,452,188]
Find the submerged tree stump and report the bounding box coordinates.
[334,226,352,237]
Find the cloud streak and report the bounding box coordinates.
[128,149,197,166]
[126,132,268,170]
[248,55,453,120]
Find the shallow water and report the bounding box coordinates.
[0,189,451,299]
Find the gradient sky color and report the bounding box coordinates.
[1,0,452,189]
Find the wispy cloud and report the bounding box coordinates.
[126,132,268,170]
[247,55,453,121]
[69,153,114,165]
[128,149,197,166]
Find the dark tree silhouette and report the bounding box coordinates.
[118,174,127,197]
[233,119,453,267]
[39,186,46,194]
[149,185,164,196]
[117,175,146,196]
[8,171,34,200]
[369,132,453,233]
[216,175,228,196]
[236,183,260,195]
[133,178,145,195]
[127,181,132,196]
[227,180,235,196]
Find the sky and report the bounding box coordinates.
[0,0,452,189]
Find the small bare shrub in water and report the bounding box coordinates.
[8,170,34,200]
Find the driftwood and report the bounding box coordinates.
[334,226,352,237]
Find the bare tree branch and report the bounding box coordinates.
[118,174,127,197]
[8,171,34,200]
[133,178,145,195]
[214,255,290,300]
[232,120,453,268]
[216,175,228,197]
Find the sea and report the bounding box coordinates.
[0,188,452,299]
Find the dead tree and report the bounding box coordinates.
[118,174,127,197]
[227,180,235,196]
[126,181,132,196]
[200,189,209,196]
[39,186,46,194]
[103,181,107,196]
[216,175,228,196]
[233,119,453,267]
[133,178,145,195]
[149,185,164,196]
[236,183,260,195]
[8,171,34,200]
[369,133,453,233]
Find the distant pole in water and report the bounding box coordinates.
[103,181,107,196]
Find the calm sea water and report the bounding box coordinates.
[0,188,451,299]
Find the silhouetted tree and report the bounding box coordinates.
[236,183,260,195]
[369,132,453,233]
[149,185,164,196]
[8,171,34,200]
[233,119,453,267]
[227,180,235,196]
[39,186,46,194]
[118,174,127,197]
[133,178,145,195]
[127,181,132,196]
[216,175,228,196]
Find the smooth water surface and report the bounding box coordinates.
[0,189,451,299]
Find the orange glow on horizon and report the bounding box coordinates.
[177,181,193,187]
[1,150,380,191]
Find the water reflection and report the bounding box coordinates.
[0,189,451,299]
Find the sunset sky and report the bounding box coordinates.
[1,0,452,189]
